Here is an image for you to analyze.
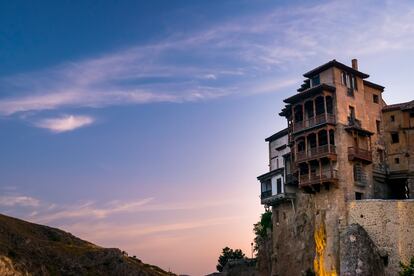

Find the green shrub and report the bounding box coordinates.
[216,246,245,272]
[400,257,414,276]
[253,210,272,252]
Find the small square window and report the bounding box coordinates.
[395,158,400,164]
[373,94,379,103]
[391,115,395,122]
[311,75,320,87]
[355,192,363,200]
[391,132,399,143]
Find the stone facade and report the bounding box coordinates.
[347,200,414,275]
[258,59,414,275]
[382,101,414,198]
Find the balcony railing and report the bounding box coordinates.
[299,170,338,187]
[260,190,272,199]
[348,147,372,163]
[293,113,335,132]
[296,144,336,162]
[260,192,296,206]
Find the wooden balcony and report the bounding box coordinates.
[296,144,336,163]
[348,147,372,163]
[299,170,338,188]
[293,114,335,133]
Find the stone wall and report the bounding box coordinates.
[347,199,414,275]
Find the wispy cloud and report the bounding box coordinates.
[0,0,413,119]
[2,194,239,224]
[0,195,40,207]
[31,197,155,223]
[63,216,241,240]
[34,115,95,133]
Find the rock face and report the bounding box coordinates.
[0,213,174,276]
[271,193,316,276]
[340,224,385,276]
[256,230,272,276]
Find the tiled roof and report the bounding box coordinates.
[303,59,369,79]
[383,100,414,112]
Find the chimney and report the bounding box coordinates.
[351,59,358,70]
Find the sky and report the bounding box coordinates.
[1,0,414,275]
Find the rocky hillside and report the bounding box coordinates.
[0,213,175,276]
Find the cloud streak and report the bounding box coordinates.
[0,0,413,118]
[34,115,95,133]
[0,196,40,207]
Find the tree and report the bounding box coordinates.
[253,210,272,252]
[400,256,414,276]
[216,246,245,272]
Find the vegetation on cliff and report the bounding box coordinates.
[400,256,414,276]
[0,213,174,276]
[253,210,272,252]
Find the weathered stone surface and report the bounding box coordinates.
[271,193,315,276]
[256,231,272,276]
[340,224,384,276]
[347,199,414,275]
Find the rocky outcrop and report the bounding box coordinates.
[271,193,315,276]
[0,213,174,276]
[340,223,385,276]
[256,230,272,276]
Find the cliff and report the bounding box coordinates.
[0,213,174,276]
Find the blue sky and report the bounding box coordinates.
[1,0,414,274]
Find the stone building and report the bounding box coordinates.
[257,59,414,275]
[382,100,414,199]
[257,128,297,207]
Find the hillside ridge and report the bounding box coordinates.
[0,213,175,276]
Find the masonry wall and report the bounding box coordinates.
[347,199,414,275]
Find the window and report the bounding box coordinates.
[311,75,320,87]
[391,115,395,122]
[341,72,346,85]
[353,162,366,185]
[395,157,400,164]
[376,120,381,133]
[410,112,414,118]
[391,132,399,143]
[276,178,282,194]
[351,75,357,90]
[276,158,279,169]
[342,71,357,91]
[355,192,363,200]
[349,106,355,119]
[373,94,379,103]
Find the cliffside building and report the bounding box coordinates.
[257,128,297,206]
[257,59,414,276]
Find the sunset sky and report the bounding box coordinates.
[1,0,414,275]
